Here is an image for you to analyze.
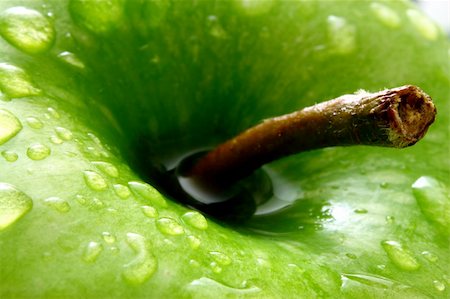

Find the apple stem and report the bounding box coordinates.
[187,85,436,188]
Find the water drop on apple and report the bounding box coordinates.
[370,2,401,28]
[110,185,129,200]
[25,116,44,129]
[156,217,185,236]
[187,235,201,249]
[83,170,108,191]
[128,181,167,207]
[141,205,157,218]
[209,251,232,266]
[91,161,119,178]
[1,150,18,162]
[43,197,71,213]
[57,51,86,69]
[421,251,438,263]
[122,233,157,285]
[0,6,55,54]
[82,241,103,263]
[327,15,356,55]
[0,63,40,98]
[55,127,73,141]
[406,9,439,41]
[0,183,33,230]
[412,176,449,234]
[49,135,63,144]
[181,211,208,230]
[381,240,420,271]
[433,280,445,292]
[0,108,22,145]
[101,232,116,244]
[26,143,50,160]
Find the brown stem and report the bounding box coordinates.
[187,85,436,188]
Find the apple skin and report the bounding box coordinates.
[0,0,449,298]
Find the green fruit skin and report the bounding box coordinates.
[0,0,449,298]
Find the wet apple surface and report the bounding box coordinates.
[0,0,449,298]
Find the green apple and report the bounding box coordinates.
[0,0,449,298]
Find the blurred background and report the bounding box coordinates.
[416,0,449,34]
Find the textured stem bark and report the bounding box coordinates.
[187,85,436,187]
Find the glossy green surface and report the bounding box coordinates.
[0,0,449,298]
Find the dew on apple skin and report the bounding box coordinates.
[421,251,438,263]
[55,127,73,141]
[327,15,356,55]
[381,240,420,271]
[156,217,185,236]
[187,235,201,249]
[0,108,22,145]
[385,215,395,224]
[370,2,401,28]
[1,150,18,162]
[234,0,274,16]
[101,231,116,244]
[209,251,232,266]
[122,232,157,285]
[113,183,131,199]
[45,107,60,119]
[49,135,63,145]
[92,161,119,178]
[207,15,227,39]
[210,262,222,273]
[0,63,40,99]
[433,280,446,292]
[26,143,50,160]
[75,194,87,206]
[69,0,124,34]
[25,116,43,129]
[83,170,108,191]
[406,9,439,41]
[0,183,33,230]
[412,176,449,233]
[129,181,167,207]
[181,211,208,230]
[82,241,103,263]
[187,277,261,295]
[354,208,368,214]
[57,51,85,69]
[0,6,55,54]
[141,205,158,218]
[189,259,200,267]
[43,197,71,213]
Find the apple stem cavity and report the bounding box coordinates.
[186,85,436,188]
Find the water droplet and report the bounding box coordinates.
[75,194,87,205]
[189,259,200,267]
[0,63,40,98]
[207,15,227,39]
[1,150,18,162]
[385,215,395,224]
[83,170,108,191]
[433,280,446,292]
[92,161,119,178]
[43,197,71,213]
[210,262,222,273]
[381,240,420,271]
[110,246,120,255]
[55,127,73,141]
[0,109,22,145]
[26,143,50,160]
[141,205,157,218]
[406,9,438,41]
[187,277,261,295]
[379,182,389,189]
[370,2,401,28]
[354,208,368,214]
[187,235,201,249]
[327,15,356,55]
[25,116,43,129]
[181,211,208,230]
[82,241,103,263]
[57,51,85,69]
[421,251,438,263]
[69,0,124,34]
[412,176,449,233]
[128,181,167,207]
[49,135,63,144]
[89,197,105,210]
[0,183,33,230]
[156,217,184,235]
[0,7,55,54]
[234,0,274,16]
[209,251,231,266]
[46,107,60,119]
[122,233,157,285]
[101,232,116,244]
[113,183,131,199]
